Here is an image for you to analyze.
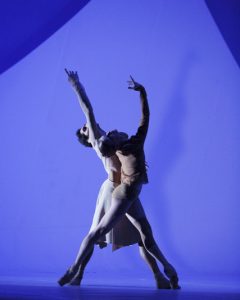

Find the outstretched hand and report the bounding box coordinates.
[127,76,145,92]
[65,68,82,88]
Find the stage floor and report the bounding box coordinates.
[0,276,239,300]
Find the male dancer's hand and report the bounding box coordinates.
[65,69,85,90]
[128,75,145,92]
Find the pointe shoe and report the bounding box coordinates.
[58,268,76,286]
[169,275,180,290]
[154,272,171,289]
[164,264,181,290]
[69,275,83,286]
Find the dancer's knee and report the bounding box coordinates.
[90,226,107,241]
[84,231,96,244]
[97,226,108,237]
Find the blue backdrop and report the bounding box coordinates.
[0,0,239,287]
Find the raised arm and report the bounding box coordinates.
[128,76,149,143]
[65,69,101,143]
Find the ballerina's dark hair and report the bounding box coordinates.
[76,129,92,148]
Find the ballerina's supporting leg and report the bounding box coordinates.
[125,200,180,290]
[138,242,170,289]
[127,215,180,289]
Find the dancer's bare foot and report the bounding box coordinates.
[154,272,171,289]
[164,263,181,289]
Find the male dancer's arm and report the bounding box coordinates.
[65,69,101,144]
[128,76,150,143]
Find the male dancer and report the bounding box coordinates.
[59,70,180,289]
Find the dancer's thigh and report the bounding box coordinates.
[126,200,153,236]
[93,182,142,236]
[114,182,152,234]
[89,180,116,233]
[92,193,132,236]
[126,198,146,221]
